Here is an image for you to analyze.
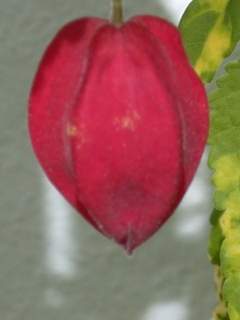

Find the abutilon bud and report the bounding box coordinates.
[28,14,208,253]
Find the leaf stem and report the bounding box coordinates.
[111,0,124,26]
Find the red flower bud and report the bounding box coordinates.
[29,15,208,253]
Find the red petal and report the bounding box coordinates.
[132,16,209,187]
[29,16,208,252]
[29,18,107,228]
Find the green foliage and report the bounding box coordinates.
[209,220,224,264]
[179,0,240,82]
[180,2,240,319]
[223,274,240,319]
[207,62,240,320]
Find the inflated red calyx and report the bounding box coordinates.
[28,14,209,253]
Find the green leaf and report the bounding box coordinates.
[227,0,240,47]
[223,274,240,314]
[209,61,240,166]
[209,209,224,265]
[221,237,240,278]
[208,60,240,319]
[209,223,224,264]
[210,208,224,225]
[179,0,240,83]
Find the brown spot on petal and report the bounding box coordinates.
[66,123,77,137]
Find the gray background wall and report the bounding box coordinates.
[0,1,215,319]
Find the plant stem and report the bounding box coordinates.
[111,0,124,26]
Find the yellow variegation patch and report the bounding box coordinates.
[195,15,232,81]
[224,238,240,257]
[179,0,240,83]
[212,154,240,192]
[228,304,240,320]
[221,240,240,285]
[220,191,240,238]
[205,0,229,12]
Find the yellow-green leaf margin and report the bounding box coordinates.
[179,0,240,83]
[208,61,240,320]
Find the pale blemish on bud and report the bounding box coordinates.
[66,123,88,149]
[66,124,77,137]
[114,110,140,131]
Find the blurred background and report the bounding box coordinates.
[0,1,216,319]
